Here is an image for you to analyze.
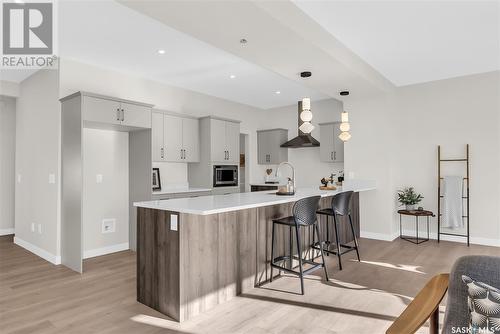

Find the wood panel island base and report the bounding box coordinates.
[134,183,375,322]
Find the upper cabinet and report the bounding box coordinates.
[257,129,288,165]
[319,122,344,162]
[152,111,200,163]
[202,117,240,164]
[82,95,151,129]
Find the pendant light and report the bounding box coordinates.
[339,111,351,141]
[299,97,314,134]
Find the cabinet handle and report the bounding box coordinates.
[161,147,164,159]
[121,109,125,121]
[334,151,336,160]
[116,108,120,121]
[331,152,333,160]
[183,149,186,160]
[227,151,230,160]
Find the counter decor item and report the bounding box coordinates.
[337,170,344,185]
[152,168,161,191]
[397,187,423,211]
[319,174,337,190]
[277,177,295,195]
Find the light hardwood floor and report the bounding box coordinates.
[1,235,498,334]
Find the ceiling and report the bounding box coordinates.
[294,0,500,86]
[57,0,327,109]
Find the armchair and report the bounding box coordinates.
[387,255,500,334]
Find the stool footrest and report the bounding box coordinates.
[312,242,357,256]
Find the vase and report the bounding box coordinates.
[406,204,416,211]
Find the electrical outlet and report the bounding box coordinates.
[170,214,178,231]
[101,219,116,234]
[31,223,35,232]
[48,173,56,184]
[37,224,42,234]
[348,171,355,179]
[96,174,103,184]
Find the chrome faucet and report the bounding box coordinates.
[276,161,296,192]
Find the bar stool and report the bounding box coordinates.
[270,196,329,295]
[314,191,360,270]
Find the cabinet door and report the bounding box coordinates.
[164,115,183,162]
[268,130,287,164]
[151,112,164,162]
[182,118,200,162]
[333,124,344,162]
[120,102,151,129]
[257,131,271,164]
[320,124,335,162]
[225,121,240,163]
[210,118,227,163]
[82,96,121,125]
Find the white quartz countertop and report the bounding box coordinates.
[135,180,376,215]
[152,187,212,196]
[249,182,286,187]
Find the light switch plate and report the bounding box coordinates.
[48,174,56,184]
[37,224,42,234]
[17,174,22,183]
[348,171,355,179]
[31,223,35,232]
[170,214,178,231]
[96,174,103,184]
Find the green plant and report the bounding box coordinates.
[397,187,423,206]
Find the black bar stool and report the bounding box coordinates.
[314,191,360,270]
[270,196,329,295]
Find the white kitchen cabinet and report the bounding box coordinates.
[164,115,183,162]
[225,121,240,163]
[82,95,151,129]
[319,122,344,162]
[152,112,164,162]
[209,118,240,163]
[151,111,200,163]
[83,96,121,125]
[257,129,288,165]
[210,118,227,163]
[121,102,152,128]
[182,118,200,162]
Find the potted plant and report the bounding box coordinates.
[397,187,423,211]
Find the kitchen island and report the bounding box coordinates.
[134,180,375,322]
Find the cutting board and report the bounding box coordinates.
[319,185,337,190]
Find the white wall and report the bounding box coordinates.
[0,81,20,98]
[346,71,500,246]
[253,98,345,186]
[0,96,16,235]
[15,70,61,263]
[83,128,129,257]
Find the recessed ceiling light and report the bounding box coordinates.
[157,49,166,55]
[275,91,281,94]
[229,74,236,79]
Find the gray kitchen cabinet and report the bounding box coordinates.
[82,95,151,129]
[209,117,240,163]
[319,122,344,162]
[257,128,288,165]
[151,111,200,163]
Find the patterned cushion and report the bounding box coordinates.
[462,275,500,333]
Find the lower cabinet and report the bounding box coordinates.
[250,185,279,192]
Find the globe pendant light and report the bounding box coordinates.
[300,97,314,134]
[339,111,351,142]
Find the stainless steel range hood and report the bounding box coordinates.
[281,101,320,148]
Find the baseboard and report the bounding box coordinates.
[14,237,61,265]
[0,228,15,236]
[83,242,129,259]
[360,231,399,241]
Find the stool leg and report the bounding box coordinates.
[333,214,342,270]
[311,223,316,260]
[326,215,330,254]
[270,222,275,282]
[294,225,305,295]
[289,226,293,270]
[315,223,329,281]
[349,214,361,262]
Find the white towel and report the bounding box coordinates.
[442,176,463,228]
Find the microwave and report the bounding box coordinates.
[213,165,238,187]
